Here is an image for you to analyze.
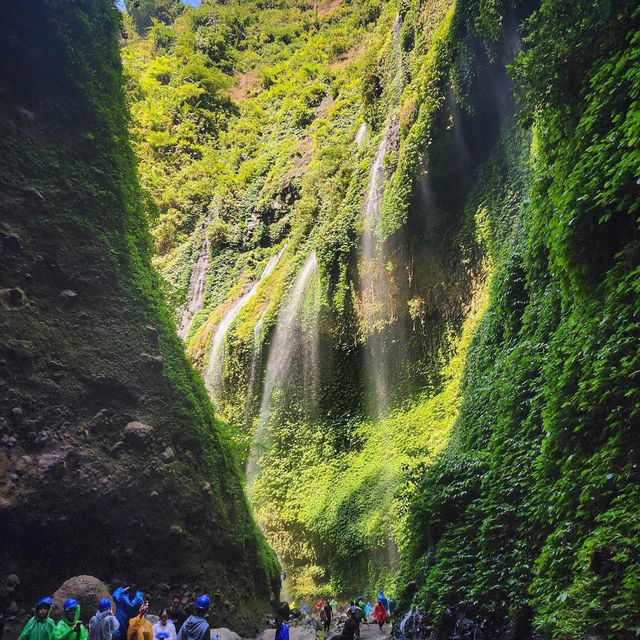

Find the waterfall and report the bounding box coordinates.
[359,128,393,415]
[204,245,285,404]
[399,608,413,635]
[358,15,404,417]
[247,252,320,481]
[245,316,263,425]
[178,237,210,339]
[355,122,366,146]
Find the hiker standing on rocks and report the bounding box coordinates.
[88,599,119,640]
[152,610,176,640]
[321,599,332,635]
[18,597,56,640]
[113,585,144,640]
[176,595,209,640]
[168,598,186,634]
[54,599,87,640]
[274,616,288,640]
[345,602,362,639]
[127,603,152,640]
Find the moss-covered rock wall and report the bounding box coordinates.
[0,0,279,628]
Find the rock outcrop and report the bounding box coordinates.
[0,0,279,630]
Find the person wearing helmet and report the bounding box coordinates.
[88,599,119,640]
[55,599,88,640]
[18,597,56,640]
[175,595,209,640]
[112,585,143,640]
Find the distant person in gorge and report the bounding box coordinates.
[276,602,290,622]
[54,599,87,640]
[322,599,332,634]
[88,599,119,640]
[373,600,386,636]
[377,591,388,614]
[113,585,144,640]
[300,603,307,615]
[127,603,152,640]
[176,595,210,640]
[345,602,361,639]
[18,597,56,640]
[330,599,338,615]
[333,608,357,640]
[356,598,369,629]
[274,616,289,640]
[168,598,186,633]
[152,610,176,640]
[387,597,395,626]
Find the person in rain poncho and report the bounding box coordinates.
[55,599,87,640]
[152,610,176,640]
[373,600,386,635]
[112,586,143,640]
[127,603,152,640]
[377,591,388,614]
[176,595,209,640]
[18,597,56,640]
[88,599,119,640]
[274,617,288,640]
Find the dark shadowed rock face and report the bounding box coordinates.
[0,0,279,632]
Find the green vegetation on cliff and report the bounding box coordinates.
[399,1,640,638]
[0,0,278,627]
[114,0,639,637]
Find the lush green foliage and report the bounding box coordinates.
[121,0,640,635]
[0,0,279,615]
[400,1,640,638]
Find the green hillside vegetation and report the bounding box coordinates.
[119,0,640,637]
[0,0,278,625]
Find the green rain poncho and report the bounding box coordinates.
[55,605,88,640]
[18,604,56,640]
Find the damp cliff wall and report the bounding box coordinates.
[0,0,279,628]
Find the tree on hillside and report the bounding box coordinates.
[125,0,184,34]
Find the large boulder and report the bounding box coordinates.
[209,628,241,640]
[52,576,112,622]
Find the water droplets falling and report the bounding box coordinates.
[247,251,320,482]
[178,237,210,339]
[204,245,285,405]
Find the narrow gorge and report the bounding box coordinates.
[1,0,639,639]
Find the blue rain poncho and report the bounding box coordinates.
[112,589,143,640]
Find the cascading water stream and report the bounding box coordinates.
[355,122,367,146]
[178,237,210,339]
[358,14,404,417]
[247,251,320,482]
[204,245,285,404]
[360,129,393,415]
[245,316,263,425]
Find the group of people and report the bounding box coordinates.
[296,589,394,639]
[336,591,393,638]
[17,586,213,640]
